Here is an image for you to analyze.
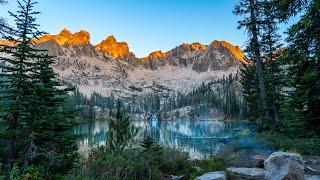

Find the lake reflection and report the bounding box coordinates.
[74,120,273,159]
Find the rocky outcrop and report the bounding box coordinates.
[94,35,133,59]
[2,28,246,72]
[141,41,246,72]
[305,175,320,180]
[0,39,17,46]
[141,50,168,70]
[251,153,270,168]
[35,28,91,46]
[196,171,226,180]
[35,40,65,56]
[210,40,246,64]
[264,152,305,180]
[197,152,319,180]
[226,167,265,179]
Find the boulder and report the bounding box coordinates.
[196,171,226,180]
[252,153,270,168]
[304,175,320,180]
[226,167,265,179]
[304,156,320,175]
[264,151,305,180]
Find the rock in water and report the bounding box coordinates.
[196,171,226,180]
[264,151,305,180]
[226,167,265,179]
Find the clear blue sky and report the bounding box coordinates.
[0,0,294,57]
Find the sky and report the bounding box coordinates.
[0,0,295,57]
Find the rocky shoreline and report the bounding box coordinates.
[196,151,320,180]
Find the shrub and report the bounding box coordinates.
[190,156,229,179]
[260,131,320,155]
[69,146,193,180]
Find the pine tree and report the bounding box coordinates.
[0,0,44,170]
[283,0,320,134]
[240,63,261,123]
[234,0,269,122]
[107,100,136,155]
[0,0,10,38]
[260,0,284,129]
[0,0,78,177]
[25,53,78,177]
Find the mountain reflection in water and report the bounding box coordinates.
[74,119,274,159]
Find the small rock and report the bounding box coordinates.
[169,175,184,180]
[226,167,265,179]
[196,171,226,180]
[264,151,305,180]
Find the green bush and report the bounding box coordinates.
[19,166,45,180]
[190,156,228,179]
[260,131,320,155]
[69,146,194,180]
[158,148,192,175]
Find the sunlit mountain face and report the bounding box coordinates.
[1,28,244,99]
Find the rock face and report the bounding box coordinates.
[94,35,133,59]
[140,41,246,72]
[264,151,305,180]
[35,28,91,46]
[226,167,265,179]
[1,28,245,98]
[305,175,320,180]
[14,28,246,72]
[196,171,227,180]
[252,153,270,168]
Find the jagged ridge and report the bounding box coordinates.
[1,28,247,72]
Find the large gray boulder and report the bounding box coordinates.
[252,153,270,168]
[305,175,320,180]
[264,151,305,180]
[226,167,265,179]
[196,171,226,180]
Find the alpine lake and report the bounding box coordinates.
[74,118,275,159]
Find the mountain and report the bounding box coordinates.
[94,35,133,59]
[1,28,246,99]
[141,41,246,71]
[35,28,91,46]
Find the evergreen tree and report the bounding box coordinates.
[260,0,284,129]
[234,0,269,121]
[25,53,78,177]
[0,0,10,38]
[0,0,78,177]
[107,100,136,155]
[0,0,43,170]
[283,0,320,134]
[240,63,261,123]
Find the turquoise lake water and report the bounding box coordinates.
[74,120,275,159]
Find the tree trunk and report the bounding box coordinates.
[250,0,268,116]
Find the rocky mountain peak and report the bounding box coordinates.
[59,28,73,37]
[210,40,246,63]
[149,50,167,59]
[94,35,131,59]
[35,28,91,46]
[180,42,208,51]
[141,50,167,65]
